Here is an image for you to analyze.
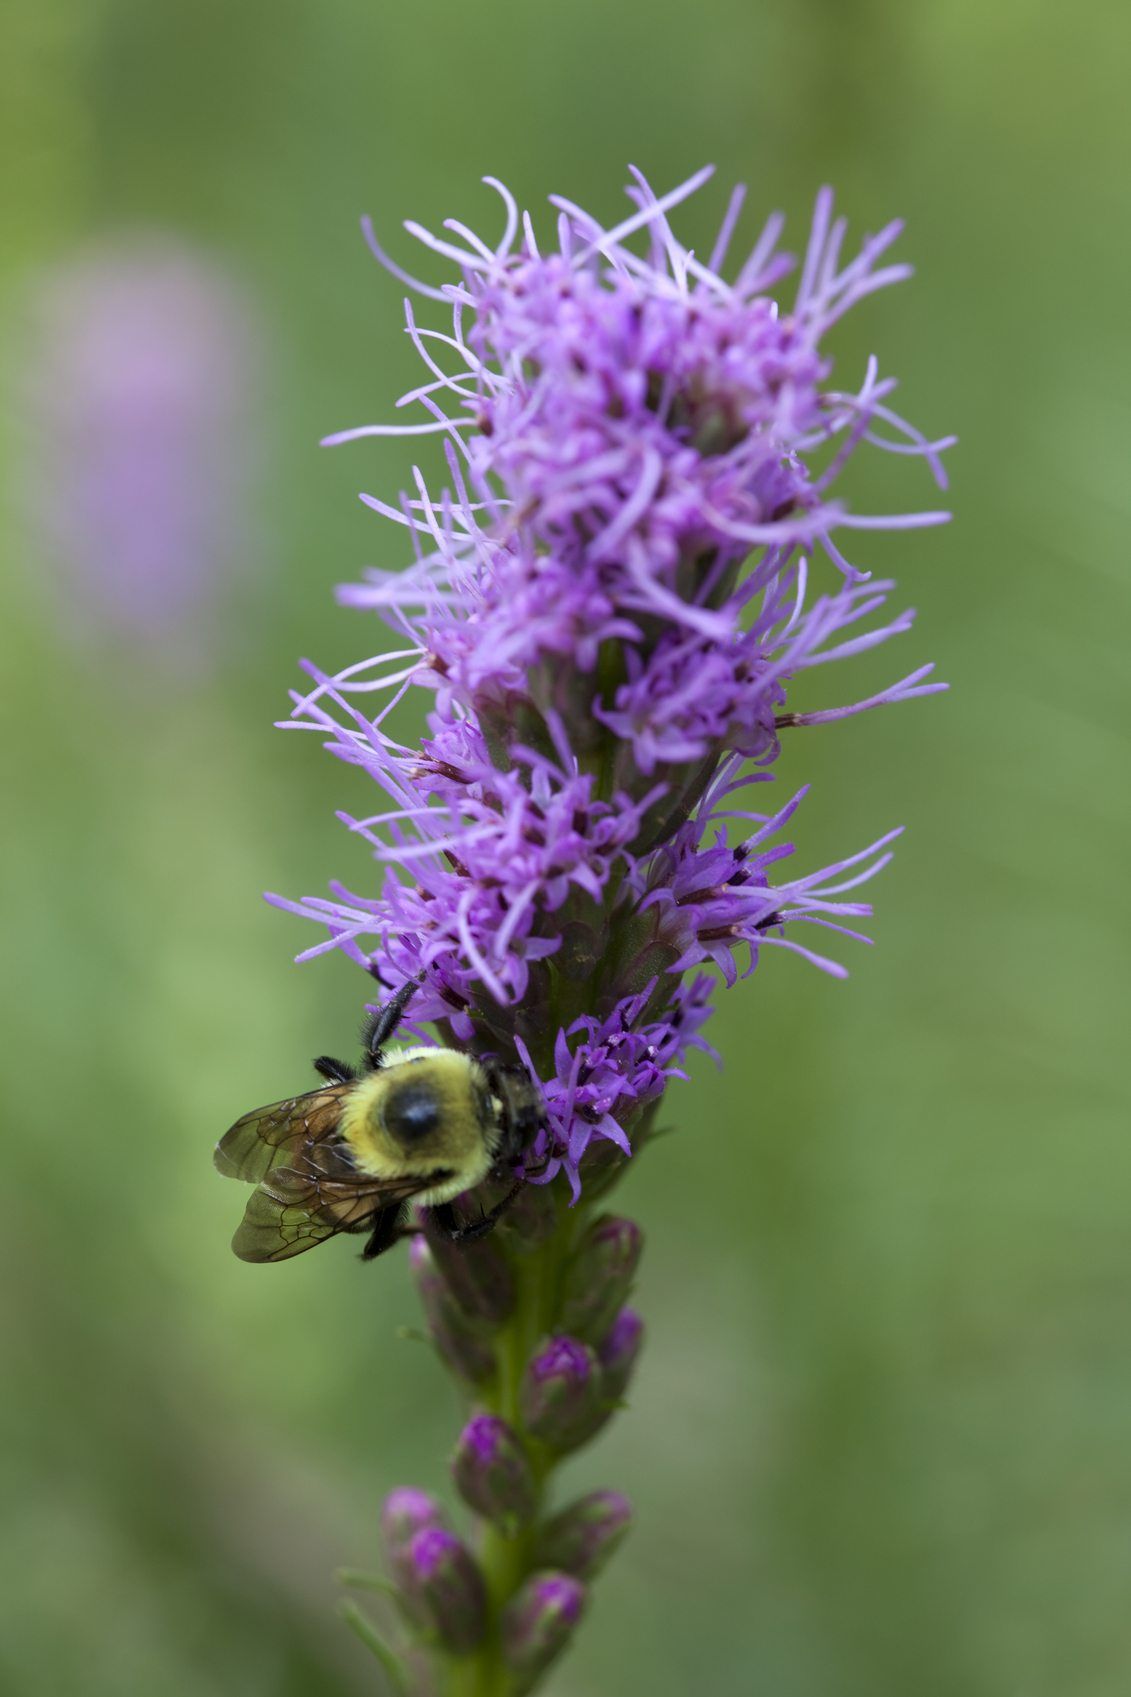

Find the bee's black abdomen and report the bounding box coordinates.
[383,1082,442,1146]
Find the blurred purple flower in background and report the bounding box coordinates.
[17,238,262,662]
[268,167,950,1692]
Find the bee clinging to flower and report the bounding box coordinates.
[215,979,546,1263]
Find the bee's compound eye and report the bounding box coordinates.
[383,1083,442,1146]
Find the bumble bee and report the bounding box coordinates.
[214,979,545,1263]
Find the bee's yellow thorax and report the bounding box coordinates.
[338,1048,497,1198]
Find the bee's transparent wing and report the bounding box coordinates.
[214,1085,347,1183]
[229,1161,442,1264]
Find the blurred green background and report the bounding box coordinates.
[2,2,1129,1693]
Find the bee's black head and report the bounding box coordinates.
[485,1060,546,1166]
[382,1080,442,1148]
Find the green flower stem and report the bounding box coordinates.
[435,857,634,1697]
[448,1201,587,1697]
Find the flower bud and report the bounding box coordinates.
[380,1486,447,1557]
[573,1135,630,1201]
[450,1414,536,1527]
[410,1236,497,1387]
[559,1214,643,1342]
[597,1306,644,1404]
[400,1526,487,1654]
[500,1572,586,1695]
[380,1488,449,1627]
[533,1490,632,1580]
[424,1214,516,1326]
[497,1179,559,1250]
[518,1335,601,1450]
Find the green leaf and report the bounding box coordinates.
[337,1600,410,1693]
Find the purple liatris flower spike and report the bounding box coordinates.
[263,167,948,1694]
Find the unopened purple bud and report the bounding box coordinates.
[527,1315,644,1460]
[560,1214,643,1341]
[410,1236,497,1387]
[598,1307,645,1404]
[380,1488,449,1627]
[501,1571,587,1694]
[424,1214,516,1325]
[380,1487,447,1555]
[451,1414,536,1526]
[519,1336,601,1450]
[401,1526,487,1654]
[533,1490,633,1580]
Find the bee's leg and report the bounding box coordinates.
[361,1204,410,1261]
[361,977,421,1071]
[430,1183,524,1245]
[313,1055,355,1084]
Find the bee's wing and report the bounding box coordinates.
[230,1161,445,1264]
[214,1084,347,1183]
